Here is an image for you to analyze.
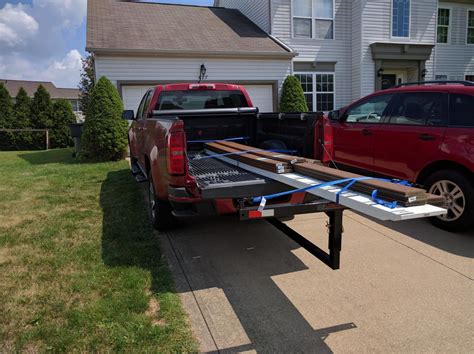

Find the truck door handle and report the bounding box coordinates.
[362,128,372,136]
[419,134,436,141]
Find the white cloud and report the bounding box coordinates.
[0,4,39,46]
[0,1,86,88]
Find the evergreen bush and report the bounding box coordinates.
[279,76,309,113]
[51,99,76,149]
[0,83,14,150]
[13,87,33,150]
[81,76,128,161]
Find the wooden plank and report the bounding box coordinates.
[215,141,307,164]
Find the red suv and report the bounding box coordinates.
[325,81,474,231]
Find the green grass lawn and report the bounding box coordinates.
[0,149,197,352]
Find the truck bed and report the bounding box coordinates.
[188,152,293,200]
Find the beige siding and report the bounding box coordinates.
[351,0,363,101]
[433,3,474,79]
[361,0,437,96]
[271,0,352,108]
[217,0,271,32]
[94,55,291,98]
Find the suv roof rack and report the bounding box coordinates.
[393,80,474,88]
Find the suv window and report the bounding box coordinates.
[389,92,446,126]
[155,90,249,110]
[345,94,394,123]
[142,91,153,119]
[450,94,474,127]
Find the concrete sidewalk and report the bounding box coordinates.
[161,212,473,353]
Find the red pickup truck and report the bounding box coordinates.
[124,83,324,230]
[322,81,474,231]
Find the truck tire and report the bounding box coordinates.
[147,173,176,231]
[424,169,474,232]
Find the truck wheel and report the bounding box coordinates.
[148,174,176,231]
[424,170,474,232]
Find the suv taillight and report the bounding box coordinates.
[167,130,186,176]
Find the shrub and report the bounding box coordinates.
[0,83,14,150]
[51,99,76,149]
[81,76,128,161]
[31,85,53,129]
[79,54,95,114]
[279,75,309,113]
[13,87,34,150]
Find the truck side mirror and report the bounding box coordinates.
[328,110,341,121]
[122,110,135,120]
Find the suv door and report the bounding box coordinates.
[373,92,448,180]
[332,93,395,173]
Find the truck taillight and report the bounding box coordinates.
[167,130,186,176]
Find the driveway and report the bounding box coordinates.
[161,211,473,353]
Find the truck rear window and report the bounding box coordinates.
[155,90,249,110]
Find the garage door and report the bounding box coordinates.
[122,84,275,114]
[242,85,274,112]
[122,86,152,115]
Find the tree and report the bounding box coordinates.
[31,85,53,129]
[0,83,14,150]
[13,87,33,150]
[79,54,95,115]
[51,99,76,148]
[81,76,128,161]
[279,75,309,113]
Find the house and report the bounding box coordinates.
[86,0,473,113]
[86,0,296,114]
[216,0,474,110]
[1,79,83,121]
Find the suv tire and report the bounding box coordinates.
[424,169,474,232]
[148,173,176,231]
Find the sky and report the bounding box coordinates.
[0,0,213,88]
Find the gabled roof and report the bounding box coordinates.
[0,79,80,100]
[86,0,294,59]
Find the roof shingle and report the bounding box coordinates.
[0,79,79,100]
[86,0,293,58]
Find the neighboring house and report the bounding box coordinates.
[86,0,296,114]
[1,79,83,121]
[216,0,474,109]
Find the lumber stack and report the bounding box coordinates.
[205,141,445,207]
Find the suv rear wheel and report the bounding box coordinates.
[424,169,474,232]
[148,173,175,231]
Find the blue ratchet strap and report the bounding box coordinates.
[371,190,398,209]
[187,136,250,144]
[253,177,401,210]
[195,149,298,160]
[252,177,372,205]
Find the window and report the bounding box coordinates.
[293,0,334,39]
[435,74,448,81]
[466,75,474,82]
[346,94,394,123]
[392,0,410,38]
[155,90,249,110]
[136,91,149,120]
[468,11,474,44]
[295,73,335,111]
[389,93,445,126]
[450,94,474,127]
[437,8,450,43]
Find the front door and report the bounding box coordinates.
[381,75,397,90]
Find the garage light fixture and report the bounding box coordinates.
[377,68,384,77]
[199,64,208,83]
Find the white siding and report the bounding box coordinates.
[360,0,438,96]
[217,0,271,33]
[95,55,291,104]
[271,0,352,108]
[351,0,363,101]
[433,3,474,80]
